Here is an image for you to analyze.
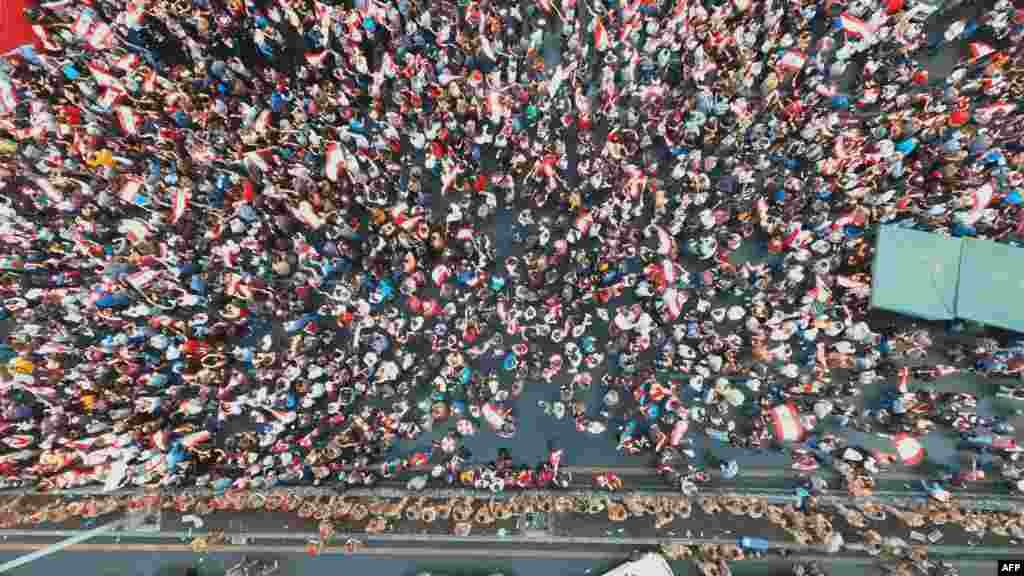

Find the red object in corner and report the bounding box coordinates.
[0,0,37,54]
[885,0,904,14]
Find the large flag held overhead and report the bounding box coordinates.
[116,107,141,135]
[594,18,612,51]
[778,50,806,71]
[893,433,925,465]
[967,42,995,63]
[834,13,874,38]
[770,403,805,443]
[325,142,345,182]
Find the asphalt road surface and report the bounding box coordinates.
[0,538,1012,576]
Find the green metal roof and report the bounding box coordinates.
[870,226,960,321]
[871,227,1024,333]
[956,238,1024,333]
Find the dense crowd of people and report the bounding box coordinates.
[0,0,1022,499]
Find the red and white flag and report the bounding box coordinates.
[15,126,45,142]
[2,435,34,449]
[967,42,995,63]
[663,287,686,319]
[576,211,594,234]
[88,22,115,50]
[243,148,275,174]
[770,403,805,443]
[893,433,925,465]
[548,449,563,474]
[252,109,271,133]
[594,18,612,51]
[88,62,120,89]
[325,142,345,182]
[120,177,144,205]
[119,219,150,242]
[778,50,806,71]
[98,85,128,109]
[142,69,158,93]
[0,78,18,115]
[305,51,329,67]
[292,201,324,230]
[32,25,59,51]
[181,430,210,450]
[836,13,874,38]
[116,106,141,135]
[171,187,190,224]
[661,259,677,284]
[124,2,146,28]
[223,273,249,298]
[73,11,94,37]
[113,54,140,73]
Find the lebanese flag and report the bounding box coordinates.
[770,403,805,443]
[835,13,874,38]
[119,177,146,206]
[270,410,297,424]
[66,437,98,450]
[32,25,59,51]
[119,219,151,243]
[594,18,611,51]
[778,50,806,71]
[73,11,94,37]
[116,107,141,135]
[381,51,398,78]
[967,42,995,63]
[576,211,594,235]
[113,54,140,73]
[970,181,995,210]
[98,85,128,109]
[181,430,210,450]
[548,449,563,474]
[88,63,120,89]
[2,435,34,449]
[293,201,324,229]
[325,142,345,182]
[976,101,1015,120]
[124,2,146,28]
[893,433,924,465]
[142,69,158,93]
[15,126,45,142]
[88,22,115,50]
[661,259,677,284]
[243,148,274,174]
[0,78,18,115]
[432,264,451,286]
[663,287,686,319]
[306,51,329,67]
[486,91,505,119]
[171,187,190,224]
[223,273,250,298]
[252,109,272,133]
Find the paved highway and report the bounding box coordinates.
[0,550,1006,576]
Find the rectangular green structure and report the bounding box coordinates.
[956,238,1024,333]
[870,226,961,321]
[871,226,1024,333]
